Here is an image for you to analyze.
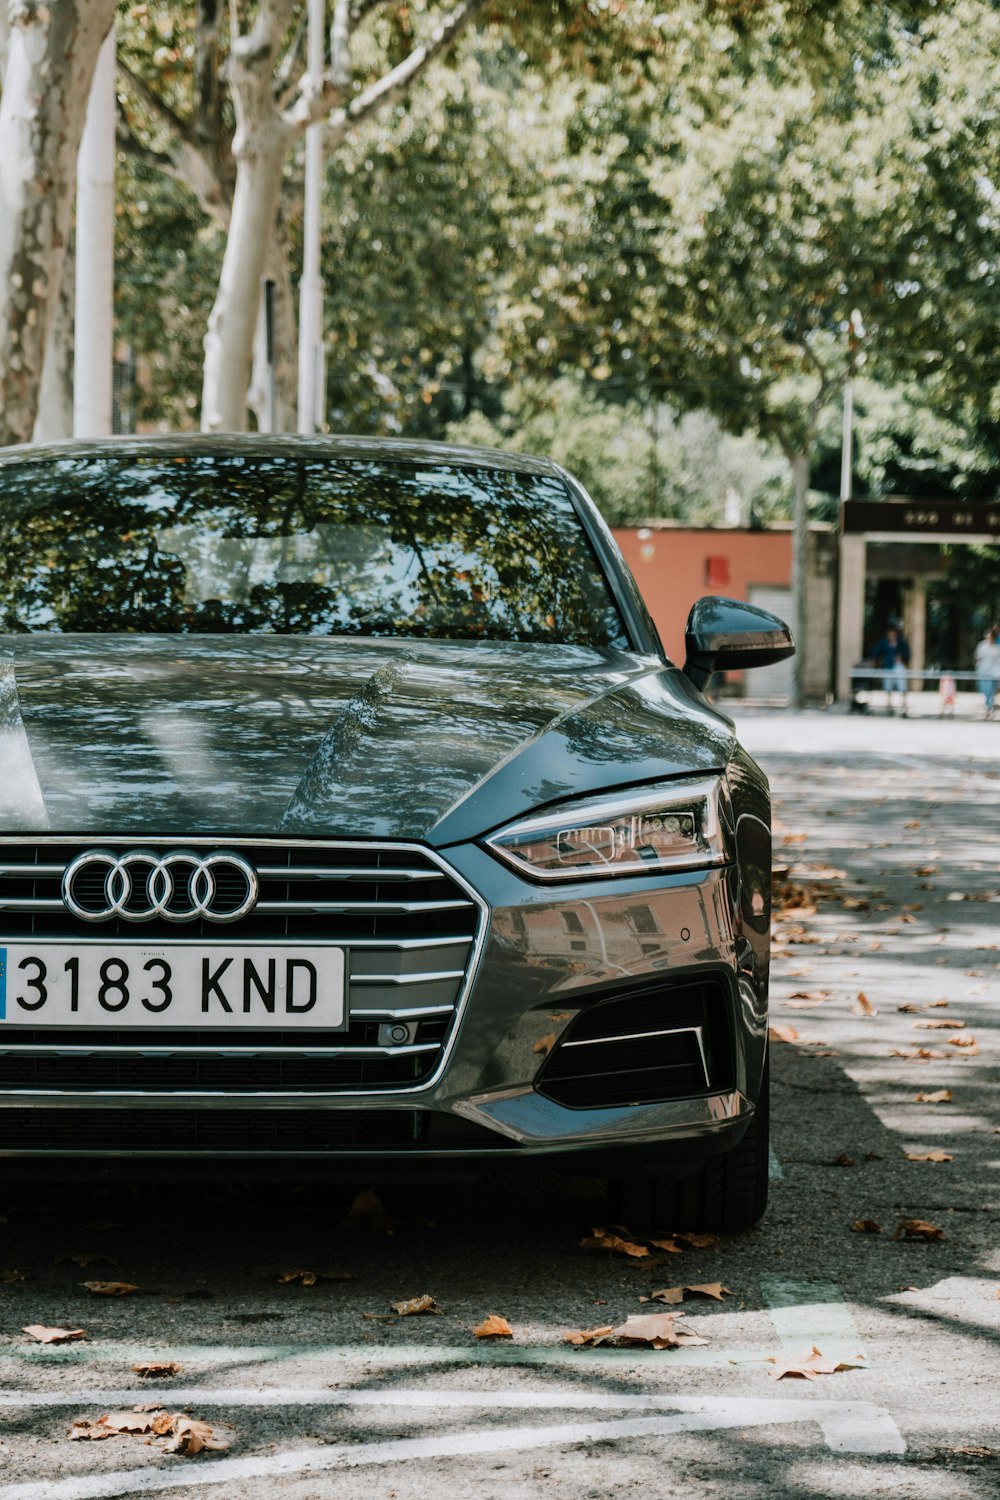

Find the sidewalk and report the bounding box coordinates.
[736,690,996,719]
[732,703,1000,764]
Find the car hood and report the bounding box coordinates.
[0,636,735,841]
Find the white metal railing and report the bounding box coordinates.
[849,668,987,685]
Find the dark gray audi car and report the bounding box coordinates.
[0,436,792,1230]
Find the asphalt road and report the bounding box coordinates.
[0,710,997,1499]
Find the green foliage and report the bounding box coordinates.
[106,0,999,531]
[317,73,519,435]
[492,0,1000,470]
[114,158,224,430]
[446,375,791,525]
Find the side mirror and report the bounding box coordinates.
[683,596,795,691]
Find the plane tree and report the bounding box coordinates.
[491,0,1000,701]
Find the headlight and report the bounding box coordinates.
[484,776,726,882]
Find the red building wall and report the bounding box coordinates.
[613,526,793,665]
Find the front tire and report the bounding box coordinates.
[608,1055,769,1233]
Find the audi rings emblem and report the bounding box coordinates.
[62,849,259,925]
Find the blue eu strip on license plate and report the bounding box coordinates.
[0,947,6,1020]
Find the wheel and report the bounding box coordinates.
[607,1055,769,1234]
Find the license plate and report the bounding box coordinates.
[0,944,346,1029]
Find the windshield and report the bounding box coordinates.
[0,451,629,649]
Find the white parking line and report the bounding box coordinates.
[761,1278,867,1361]
[0,1392,906,1498]
[5,1340,770,1371]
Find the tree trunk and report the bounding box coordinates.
[247,207,298,432]
[199,2,295,432]
[200,132,290,431]
[0,0,117,447]
[33,240,75,443]
[790,450,810,710]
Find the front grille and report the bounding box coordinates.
[0,840,483,1097]
[536,980,734,1109]
[0,1107,427,1151]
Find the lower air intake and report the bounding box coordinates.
[535,980,734,1109]
[0,1108,427,1152]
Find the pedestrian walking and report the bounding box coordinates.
[939,672,957,717]
[973,626,1000,718]
[870,626,910,716]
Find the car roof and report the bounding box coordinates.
[0,433,563,479]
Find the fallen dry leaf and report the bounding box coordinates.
[563,1325,615,1346]
[905,1150,954,1163]
[609,1312,709,1349]
[165,1416,231,1455]
[275,1267,353,1286]
[914,866,938,877]
[768,1345,864,1380]
[341,1188,395,1235]
[643,1283,730,1306]
[580,1228,650,1258]
[854,992,876,1017]
[841,896,869,911]
[81,1281,140,1296]
[892,1219,945,1241]
[69,1409,230,1454]
[473,1314,512,1338]
[101,1412,158,1434]
[948,1035,979,1052]
[1,1269,27,1283]
[68,1419,120,1442]
[890,1048,946,1061]
[914,1019,965,1031]
[768,1024,800,1044]
[787,990,832,1001]
[851,1219,882,1234]
[132,1362,182,1379]
[22,1324,85,1344]
[391,1295,442,1317]
[915,1089,952,1104]
[532,1033,556,1056]
[673,1232,719,1250]
[644,1285,684,1305]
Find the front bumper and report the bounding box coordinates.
[0,843,768,1171]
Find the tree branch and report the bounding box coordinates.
[798,336,831,416]
[115,115,178,176]
[274,4,308,105]
[302,0,492,140]
[331,0,352,89]
[193,0,225,149]
[117,56,196,151]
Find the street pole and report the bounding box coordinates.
[840,376,853,504]
[840,309,864,504]
[297,0,325,435]
[74,22,116,439]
